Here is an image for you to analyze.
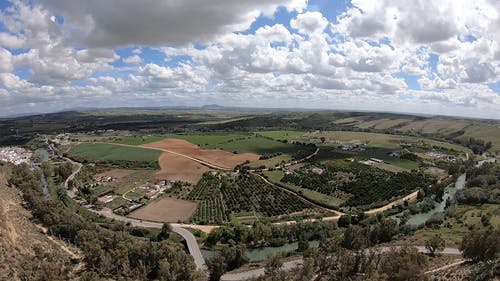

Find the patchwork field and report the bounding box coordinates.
[301,131,470,153]
[355,118,412,130]
[396,119,469,135]
[128,197,197,223]
[68,143,162,168]
[155,153,210,183]
[141,139,260,169]
[116,133,251,146]
[257,131,305,141]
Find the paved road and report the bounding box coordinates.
[84,207,208,271]
[61,147,464,280]
[221,246,462,281]
[62,157,208,270]
[63,157,83,190]
[221,259,303,281]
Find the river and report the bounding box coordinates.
[391,173,466,226]
[41,173,50,199]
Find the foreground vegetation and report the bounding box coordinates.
[7,163,200,280]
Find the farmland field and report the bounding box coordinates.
[187,173,317,224]
[117,133,309,158]
[396,119,469,135]
[204,135,299,155]
[249,154,293,168]
[300,131,470,153]
[263,170,345,208]
[356,118,413,130]
[360,147,419,170]
[116,133,251,146]
[257,131,305,141]
[141,138,260,169]
[154,153,210,183]
[68,143,162,168]
[129,197,197,223]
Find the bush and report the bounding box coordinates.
[461,228,500,262]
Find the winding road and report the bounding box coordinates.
[60,143,465,280]
[62,156,207,271]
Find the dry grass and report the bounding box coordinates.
[129,197,198,223]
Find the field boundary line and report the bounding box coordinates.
[89,141,233,171]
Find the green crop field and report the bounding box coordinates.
[249,154,293,168]
[68,143,162,169]
[116,133,251,146]
[207,135,300,155]
[361,147,419,170]
[115,133,307,156]
[257,131,305,141]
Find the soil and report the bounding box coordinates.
[155,153,210,184]
[141,139,260,169]
[129,197,198,223]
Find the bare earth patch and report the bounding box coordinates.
[129,197,197,223]
[141,138,260,169]
[155,153,210,184]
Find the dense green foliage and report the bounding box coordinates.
[461,228,500,262]
[8,164,197,280]
[68,143,161,169]
[188,173,316,224]
[457,163,500,204]
[205,220,338,248]
[253,239,429,281]
[282,162,435,207]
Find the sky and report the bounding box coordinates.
[0,0,499,119]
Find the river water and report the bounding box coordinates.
[41,173,50,199]
[391,173,466,226]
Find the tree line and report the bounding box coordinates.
[8,164,200,280]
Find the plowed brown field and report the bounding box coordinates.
[155,153,210,183]
[128,197,197,222]
[141,139,260,169]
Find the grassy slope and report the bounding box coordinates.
[399,203,500,248]
[302,131,470,153]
